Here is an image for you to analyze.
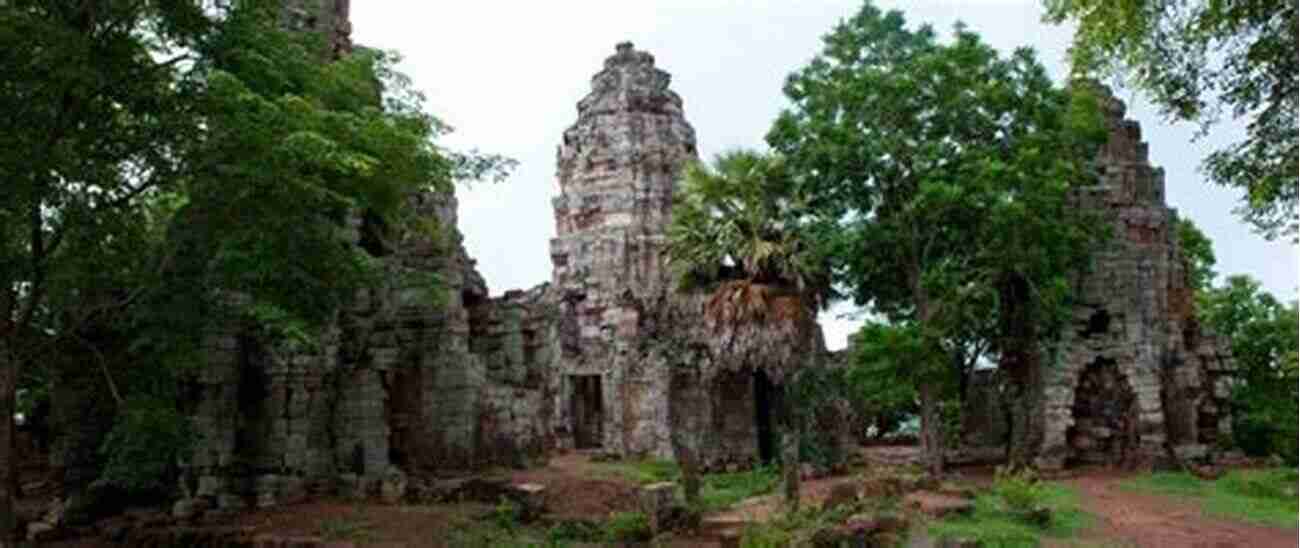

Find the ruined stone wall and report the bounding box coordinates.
[549,42,698,458]
[1035,86,1235,469]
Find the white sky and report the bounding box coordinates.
[352,1,1298,350]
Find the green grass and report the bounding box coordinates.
[1121,468,1298,528]
[697,464,783,512]
[928,481,1092,547]
[593,457,681,485]
[593,458,782,512]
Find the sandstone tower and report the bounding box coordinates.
[1036,87,1236,469]
[549,42,699,456]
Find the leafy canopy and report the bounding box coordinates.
[1044,0,1299,240]
[1196,275,1299,461]
[666,150,833,311]
[768,2,1107,364]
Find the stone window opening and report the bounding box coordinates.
[1081,309,1111,338]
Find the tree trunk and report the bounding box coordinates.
[0,340,17,546]
[911,276,945,478]
[780,382,799,512]
[918,381,944,477]
[679,446,700,505]
[998,273,1042,467]
[781,426,799,512]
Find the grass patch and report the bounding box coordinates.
[594,457,781,512]
[928,481,1091,547]
[698,464,782,512]
[1121,468,1298,528]
[594,457,681,485]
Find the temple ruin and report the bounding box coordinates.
[959,86,1237,470]
[32,3,1239,526]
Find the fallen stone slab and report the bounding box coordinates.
[902,491,974,518]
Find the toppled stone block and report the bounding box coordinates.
[821,482,859,512]
[902,492,974,518]
[811,510,907,548]
[172,497,210,522]
[380,466,408,504]
[639,481,677,534]
[510,482,547,520]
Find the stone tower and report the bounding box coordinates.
[1035,86,1235,469]
[549,42,698,455]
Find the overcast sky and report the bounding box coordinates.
[352,1,1297,350]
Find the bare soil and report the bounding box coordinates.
[1055,470,1296,548]
[23,448,1299,547]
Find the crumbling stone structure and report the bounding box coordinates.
[548,42,696,458]
[170,35,830,516]
[960,86,1236,470]
[1037,86,1236,469]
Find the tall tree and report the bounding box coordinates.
[0,3,212,539]
[0,2,504,541]
[768,3,1106,474]
[1197,275,1299,462]
[666,149,832,510]
[1045,0,1299,240]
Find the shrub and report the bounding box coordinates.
[97,396,194,497]
[604,511,652,542]
[490,496,525,530]
[992,467,1048,516]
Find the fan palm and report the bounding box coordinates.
[667,149,831,325]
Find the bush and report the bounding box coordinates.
[604,511,652,542]
[97,396,194,497]
[992,467,1047,516]
[490,496,525,530]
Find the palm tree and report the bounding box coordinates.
[666,149,832,510]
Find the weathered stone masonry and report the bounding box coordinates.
[549,42,699,458]
[1036,86,1236,469]
[959,86,1236,469]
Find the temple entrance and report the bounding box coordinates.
[1067,358,1138,466]
[754,369,776,463]
[571,375,603,449]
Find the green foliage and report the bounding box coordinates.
[490,496,526,531]
[1121,469,1299,528]
[603,511,652,543]
[768,2,1108,471]
[698,464,783,512]
[97,396,194,497]
[929,480,1091,546]
[992,467,1049,515]
[1044,0,1299,240]
[1197,275,1299,462]
[596,458,681,485]
[667,149,833,307]
[545,520,605,544]
[1175,217,1218,292]
[739,498,884,547]
[593,458,779,512]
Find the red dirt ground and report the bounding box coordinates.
[1055,470,1296,548]
[25,449,1300,547]
[506,451,641,520]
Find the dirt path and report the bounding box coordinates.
[1060,472,1296,548]
[507,451,642,520]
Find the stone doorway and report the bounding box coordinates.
[1068,358,1139,466]
[754,369,777,463]
[571,375,603,449]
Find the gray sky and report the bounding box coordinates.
[352,1,1297,350]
